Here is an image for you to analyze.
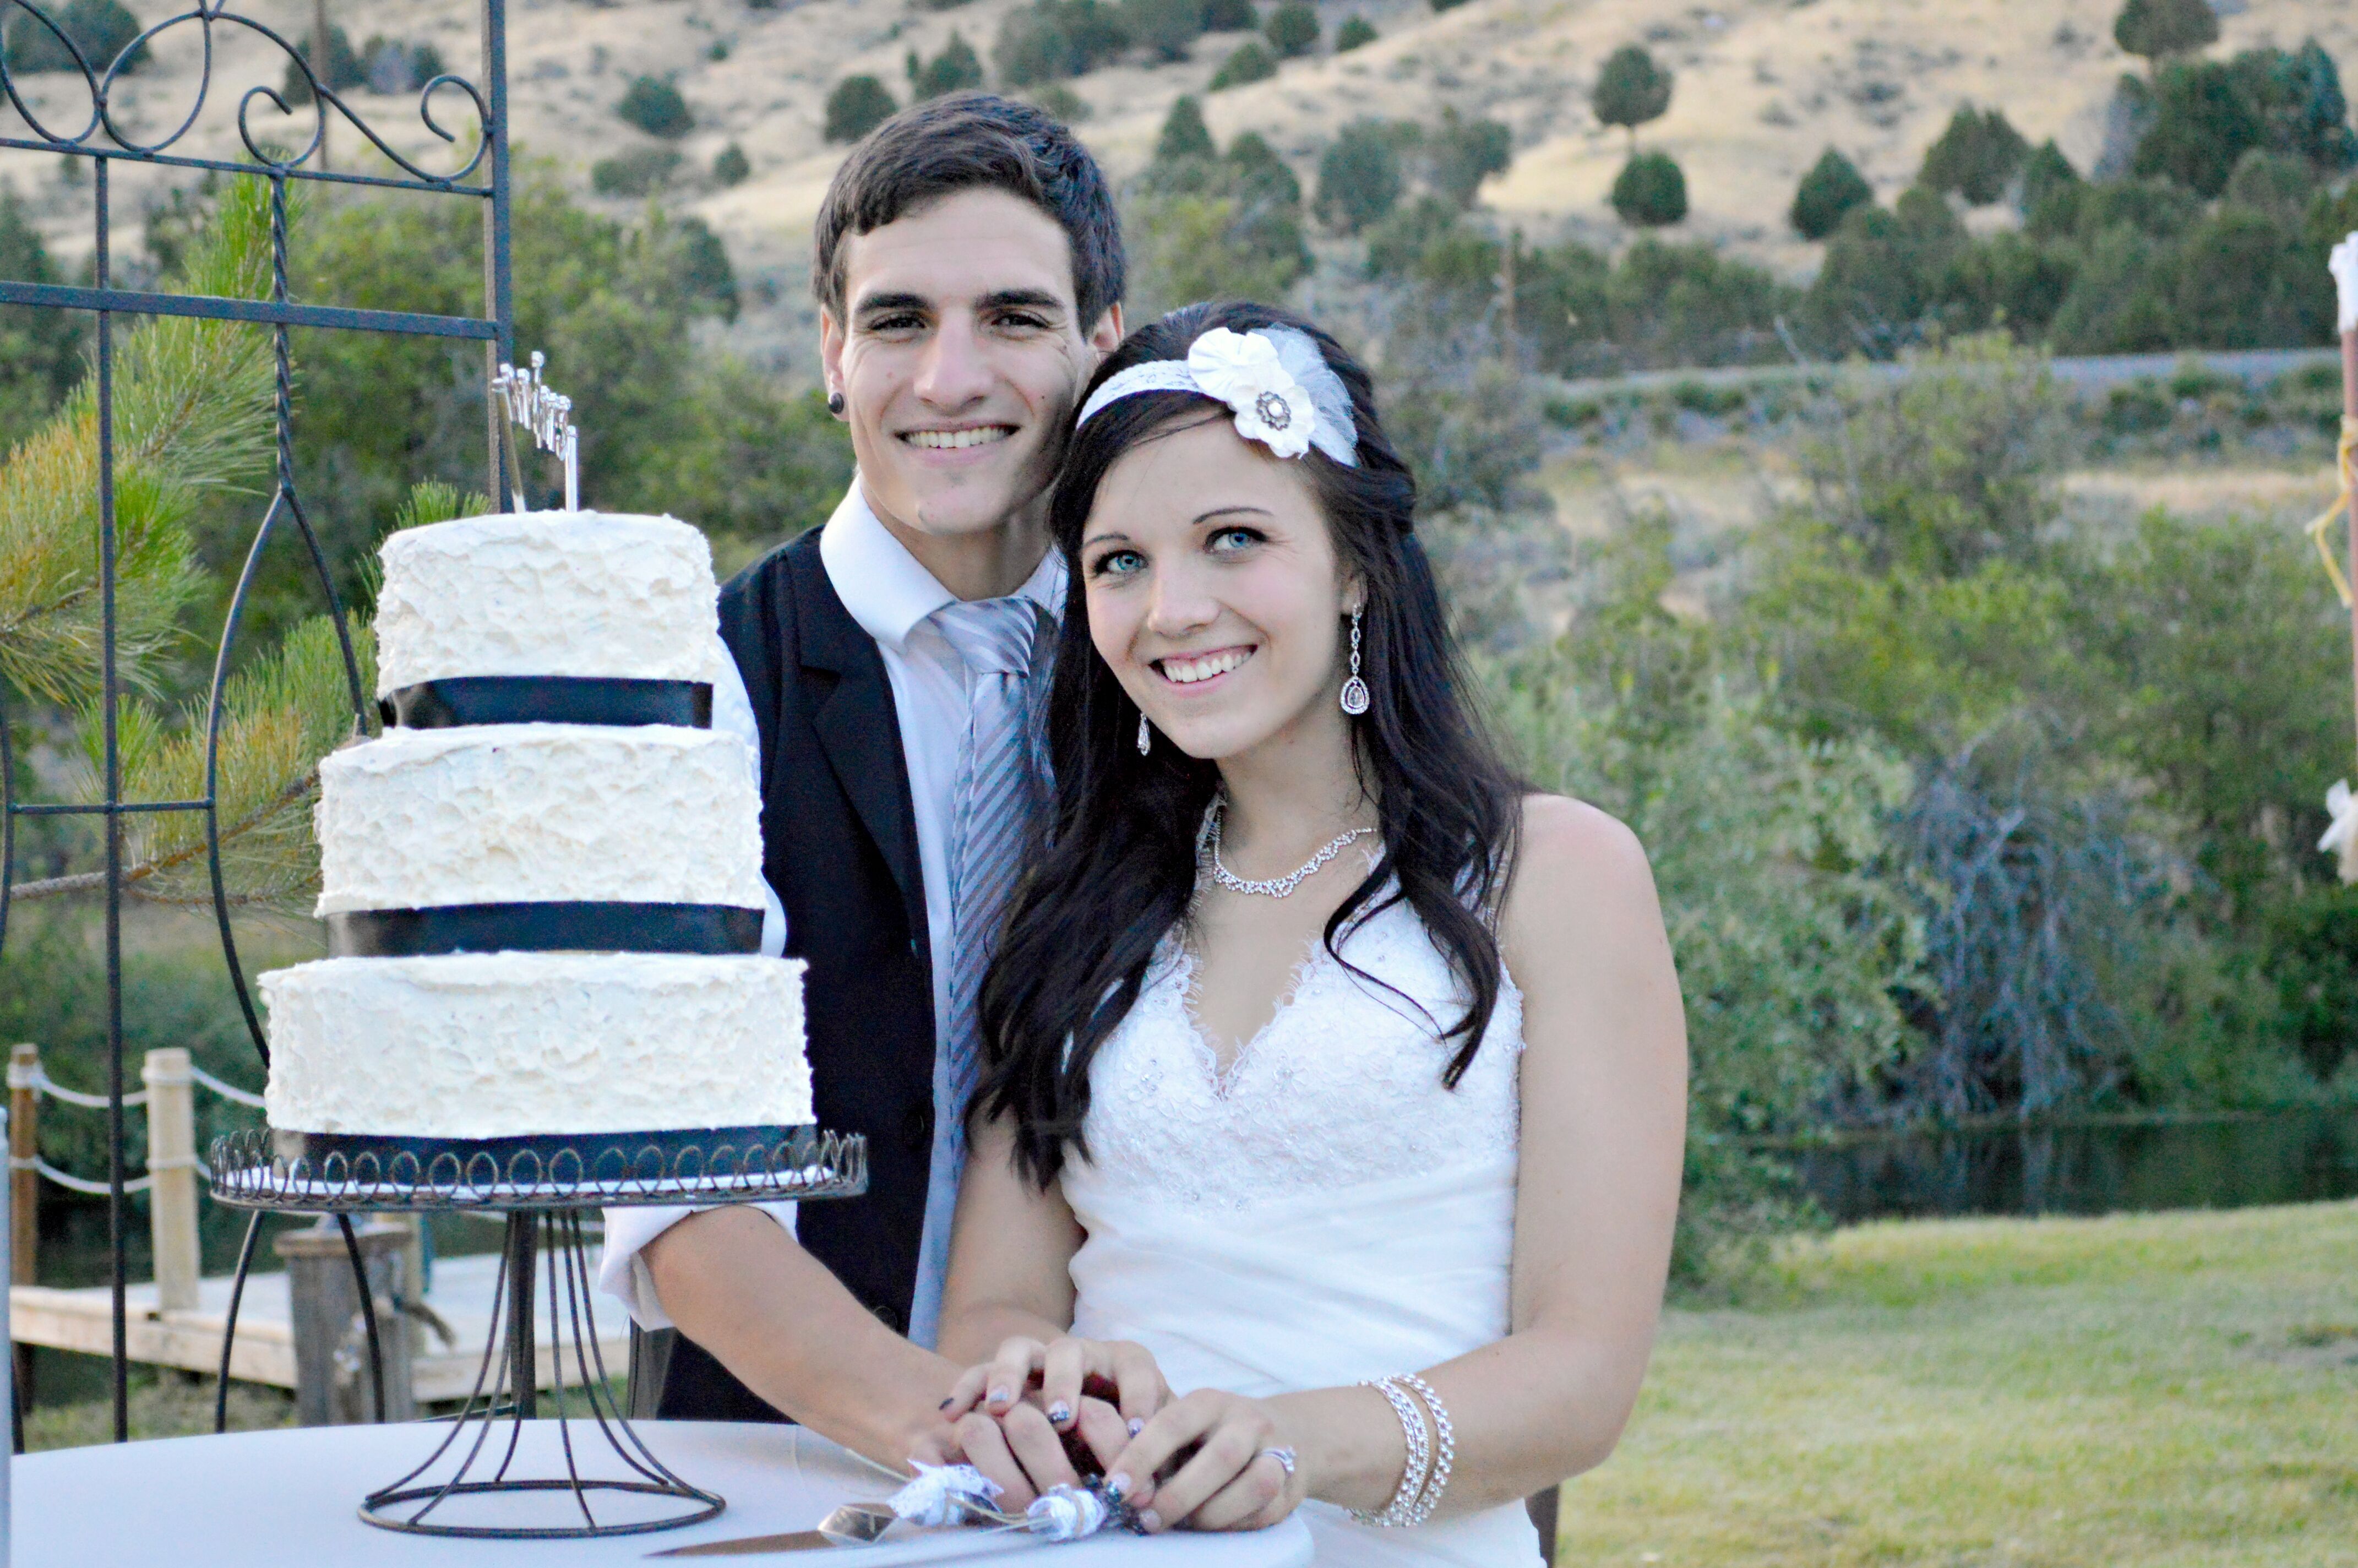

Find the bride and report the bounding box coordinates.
[932,301,1688,1564]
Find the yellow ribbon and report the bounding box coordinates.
[2307,416,2358,607]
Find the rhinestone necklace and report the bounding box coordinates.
[1200,798,1375,899]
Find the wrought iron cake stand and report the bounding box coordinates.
[208,1124,869,1540]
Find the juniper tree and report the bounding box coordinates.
[1593,44,1673,151]
[1791,146,1874,241]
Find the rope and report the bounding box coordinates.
[10,1151,211,1195]
[11,1155,153,1197]
[2303,416,2358,607]
[188,1065,266,1109]
[12,1065,146,1110]
[7,1059,265,1110]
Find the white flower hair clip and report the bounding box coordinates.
[1075,324,1359,466]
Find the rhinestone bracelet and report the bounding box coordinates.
[1395,1374,1456,1524]
[1350,1376,1432,1527]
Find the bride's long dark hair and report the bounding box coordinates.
[976,301,1523,1185]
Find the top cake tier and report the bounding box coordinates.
[374,512,722,697]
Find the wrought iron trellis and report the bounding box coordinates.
[0,0,515,1444]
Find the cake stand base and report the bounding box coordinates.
[208,1125,868,1540]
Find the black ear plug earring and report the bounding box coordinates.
[826,390,846,416]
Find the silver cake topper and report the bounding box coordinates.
[492,351,580,513]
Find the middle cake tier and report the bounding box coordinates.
[315,722,766,916]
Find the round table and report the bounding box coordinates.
[10,1420,1315,1567]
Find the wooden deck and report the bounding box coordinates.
[8,1251,630,1401]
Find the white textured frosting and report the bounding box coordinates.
[314,723,765,916]
[261,954,810,1136]
[373,512,722,695]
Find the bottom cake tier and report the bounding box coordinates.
[260,951,810,1139]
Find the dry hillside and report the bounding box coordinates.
[3,0,2354,366]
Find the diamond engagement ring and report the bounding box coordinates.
[1257,1446,1298,1476]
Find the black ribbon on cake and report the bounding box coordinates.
[328,901,762,957]
[379,676,714,731]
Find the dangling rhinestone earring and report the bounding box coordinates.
[1136,711,1151,755]
[1339,607,1371,716]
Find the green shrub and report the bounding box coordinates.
[1026,82,1093,123]
[2016,139,2079,217]
[1593,43,1673,145]
[1790,145,1873,240]
[277,22,365,105]
[2,0,148,75]
[2113,0,2217,68]
[359,36,445,94]
[993,0,1129,86]
[2234,40,2358,172]
[2134,59,2257,195]
[823,75,898,143]
[1156,95,1215,162]
[1129,126,1310,315]
[1938,231,2078,336]
[908,30,984,99]
[1264,1,1317,58]
[1200,0,1257,29]
[1610,149,1687,226]
[1120,0,1203,62]
[1425,107,1512,208]
[2221,147,2315,217]
[1918,104,2028,206]
[672,216,740,324]
[617,75,694,139]
[1804,186,1962,348]
[1208,39,1276,89]
[712,142,751,187]
[1314,119,1404,232]
[590,145,683,198]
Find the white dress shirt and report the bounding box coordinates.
[598,481,1064,1351]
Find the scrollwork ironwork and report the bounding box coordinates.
[1,0,491,190]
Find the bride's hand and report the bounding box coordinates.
[943,1335,1173,1442]
[1106,1389,1302,1533]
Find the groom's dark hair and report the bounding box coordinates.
[812,91,1125,331]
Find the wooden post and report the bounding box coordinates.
[9,1044,37,1415]
[140,1049,200,1313]
[2335,231,2358,881]
[275,1219,416,1425]
[8,1046,35,1288]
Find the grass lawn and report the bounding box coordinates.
[1561,1201,2358,1566]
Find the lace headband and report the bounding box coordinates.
[1075,325,1359,466]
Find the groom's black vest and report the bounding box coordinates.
[656,528,939,1423]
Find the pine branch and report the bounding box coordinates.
[0,177,284,705]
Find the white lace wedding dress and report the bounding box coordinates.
[1061,894,1543,1566]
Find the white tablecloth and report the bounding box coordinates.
[10,1419,1313,1567]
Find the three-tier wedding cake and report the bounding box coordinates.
[260,512,811,1144]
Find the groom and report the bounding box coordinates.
[597,92,1124,1474]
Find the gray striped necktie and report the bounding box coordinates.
[932,594,1052,1170]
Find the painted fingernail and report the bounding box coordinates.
[938,1397,955,1410]
[1046,1401,1072,1425]
[1107,1472,1132,1498]
[1140,1510,1163,1533]
[989,1386,1013,1408]
[1126,1417,1145,1438]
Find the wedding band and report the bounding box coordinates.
[1257,1445,1298,1476]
